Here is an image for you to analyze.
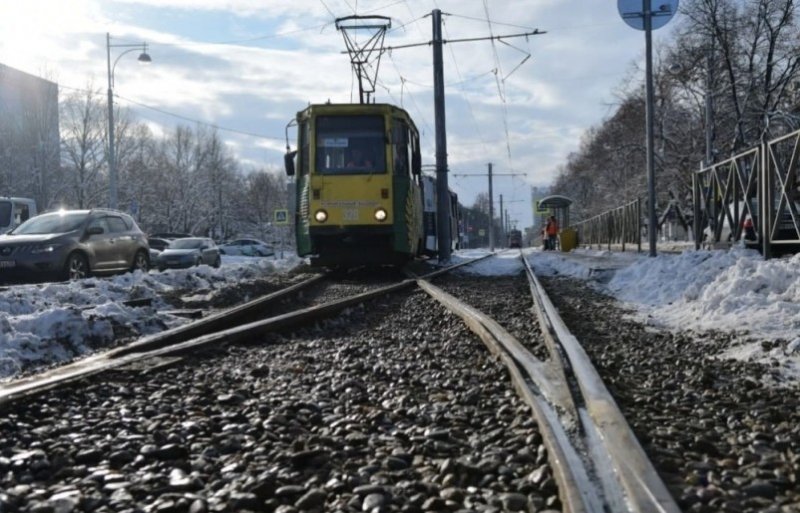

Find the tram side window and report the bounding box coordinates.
[299,122,309,176]
[393,120,410,177]
[411,132,421,176]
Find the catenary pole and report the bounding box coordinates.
[452,167,524,251]
[499,194,504,246]
[432,9,451,262]
[488,163,494,251]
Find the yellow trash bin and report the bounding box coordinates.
[559,228,578,252]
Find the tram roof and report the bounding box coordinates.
[298,102,414,119]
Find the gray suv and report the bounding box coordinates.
[0,209,150,281]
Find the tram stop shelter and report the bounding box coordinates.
[538,195,576,251]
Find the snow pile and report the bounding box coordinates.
[606,248,800,340]
[0,255,302,380]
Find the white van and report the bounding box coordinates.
[0,197,37,234]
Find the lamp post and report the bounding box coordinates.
[106,32,151,210]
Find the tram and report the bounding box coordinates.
[285,103,426,266]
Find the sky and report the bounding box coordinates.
[2,246,798,386]
[0,0,680,229]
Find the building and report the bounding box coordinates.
[0,63,60,207]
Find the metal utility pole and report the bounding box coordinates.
[488,163,494,251]
[106,33,151,211]
[380,12,543,260]
[619,0,677,258]
[499,194,504,246]
[432,9,451,262]
[644,1,657,257]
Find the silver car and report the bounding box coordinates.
[156,237,221,271]
[0,209,150,282]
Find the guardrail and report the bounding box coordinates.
[572,198,641,252]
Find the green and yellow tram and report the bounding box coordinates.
[285,103,425,266]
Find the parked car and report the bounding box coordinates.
[156,237,221,271]
[0,209,150,281]
[150,232,192,240]
[147,237,171,251]
[218,238,274,257]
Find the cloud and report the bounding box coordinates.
[0,0,680,227]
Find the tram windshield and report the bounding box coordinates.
[315,115,386,175]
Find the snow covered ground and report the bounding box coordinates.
[0,255,303,380]
[2,245,798,386]
[453,245,800,385]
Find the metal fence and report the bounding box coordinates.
[572,198,641,252]
[692,147,760,248]
[693,129,800,258]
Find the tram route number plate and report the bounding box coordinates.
[343,208,359,221]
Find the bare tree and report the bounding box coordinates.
[60,85,107,209]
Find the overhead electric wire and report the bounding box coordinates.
[318,0,338,20]
[428,4,491,157]
[385,53,436,156]
[447,13,536,31]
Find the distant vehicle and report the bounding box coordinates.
[147,237,171,251]
[0,197,37,234]
[150,232,192,240]
[156,237,221,271]
[219,238,274,257]
[0,209,150,281]
[507,229,522,248]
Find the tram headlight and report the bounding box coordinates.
[374,208,388,222]
[314,209,328,223]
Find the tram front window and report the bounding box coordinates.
[316,115,386,175]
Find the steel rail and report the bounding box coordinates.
[416,279,597,513]
[523,252,681,513]
[111,273,328,357]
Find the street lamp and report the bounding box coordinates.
[106,32,151,210]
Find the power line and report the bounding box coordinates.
[114,93,284,141]
[146,23,332,48]
[439,12,490,157]
[60,83,284,141]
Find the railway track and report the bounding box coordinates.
[418,253,679,513]
[2,250,795,512]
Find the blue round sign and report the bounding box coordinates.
[618,0,679,31]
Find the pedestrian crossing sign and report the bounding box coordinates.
[274,209,289,225]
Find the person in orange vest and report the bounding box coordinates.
[545,215,559,250]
